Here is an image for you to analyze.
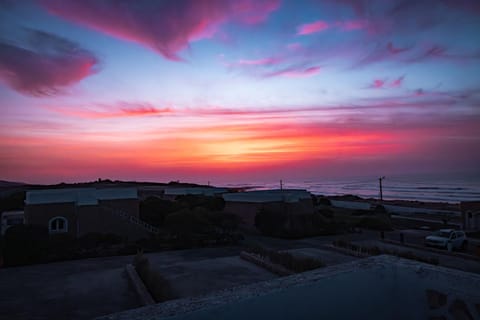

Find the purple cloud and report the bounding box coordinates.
[39,0,280,61]
[0,29,99,96]
[263,66,321,78]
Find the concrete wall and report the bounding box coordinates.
[25,199,145,240]
[99,199,139,218]
[77,203,147,240]
[24,202,78,237]
[461,201,480,230]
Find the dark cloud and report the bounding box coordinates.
[39,0,280,61]
[0,29,100,96]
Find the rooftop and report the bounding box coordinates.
[164,187,228,196]
[25,188,138,206]
[223,189,312,203]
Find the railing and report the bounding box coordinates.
[100,205,159,234]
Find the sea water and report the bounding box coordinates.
[224,174,480,203]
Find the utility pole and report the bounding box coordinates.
[280,179,283,190]
[379,176,385,201]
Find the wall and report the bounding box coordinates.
[24,202,77,237]
[99,199,139,218]
[77,203,148,241]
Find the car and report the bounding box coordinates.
[425,229,467,250]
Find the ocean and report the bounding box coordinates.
[224,175,480,203]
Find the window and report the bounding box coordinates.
[6,218,23,226]
[49,217,68,234]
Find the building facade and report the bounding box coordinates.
[460,201,480,231]
[24,188,153,239]
[223,189,314,229]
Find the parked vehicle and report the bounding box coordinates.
[425,229,467,250]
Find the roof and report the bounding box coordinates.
[164,187,228,196]
[25,188,138,206]
[223,189,311,203]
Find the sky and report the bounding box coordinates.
[0,0,480,185]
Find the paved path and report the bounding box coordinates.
[0,247,244,320]
[0,257,139,320]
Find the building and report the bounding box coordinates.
[460,201,480,231]
[24,188,157,239]
[163,187,229,200]
[223,189,314,228]
[1,210,24,235]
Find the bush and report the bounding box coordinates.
[352,209,372,216]
[317,197,331,206]
[318,208,334,218]
[255,208,290,237]
[175,194,225,211]
[77,232,123,250]
[140,197,183,227]
[332,239,439,265]
[3,224,49,266]
[245,245,324,273]
[0,191,25,212]
[356,216,392,231]
[373,205,387,214]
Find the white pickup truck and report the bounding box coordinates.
[424,229,467,250]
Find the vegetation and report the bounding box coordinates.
[333,239,439,265]
[254,204,390,239]
[0,191,25,212]
[1,224,49,266]
[139,195,240,249]
[244,245,324,273]
[140,197,183,227]
[133,251,175,302]
[1,226,130,267]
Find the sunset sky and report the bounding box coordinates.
[1,0,480,184]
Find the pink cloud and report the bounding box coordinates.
[369,79,387,89]
[0,29,99,96]
[264,66,321,78]
[236,57,282,66]
[408,44,480,63]
[390,75,404,88]
[335,20,369,31]
[297,20,329,35]
[387,42,411,54]
[47,102,171,119]
[367,76,405,89]
[39,0,280,61]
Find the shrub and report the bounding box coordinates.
[356,216,392,231]
[352,209,372,216]
[332,239,439,265]
[140,197,183,227]
[175,194,225,211]
[255,207,289,237]
[3,224,49,266]
[245,245,324,273]
[373,205,387,214]
[317,197,331,206]
[318,208,334,218]
[0,191,25,212]
[78,232,123,249]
